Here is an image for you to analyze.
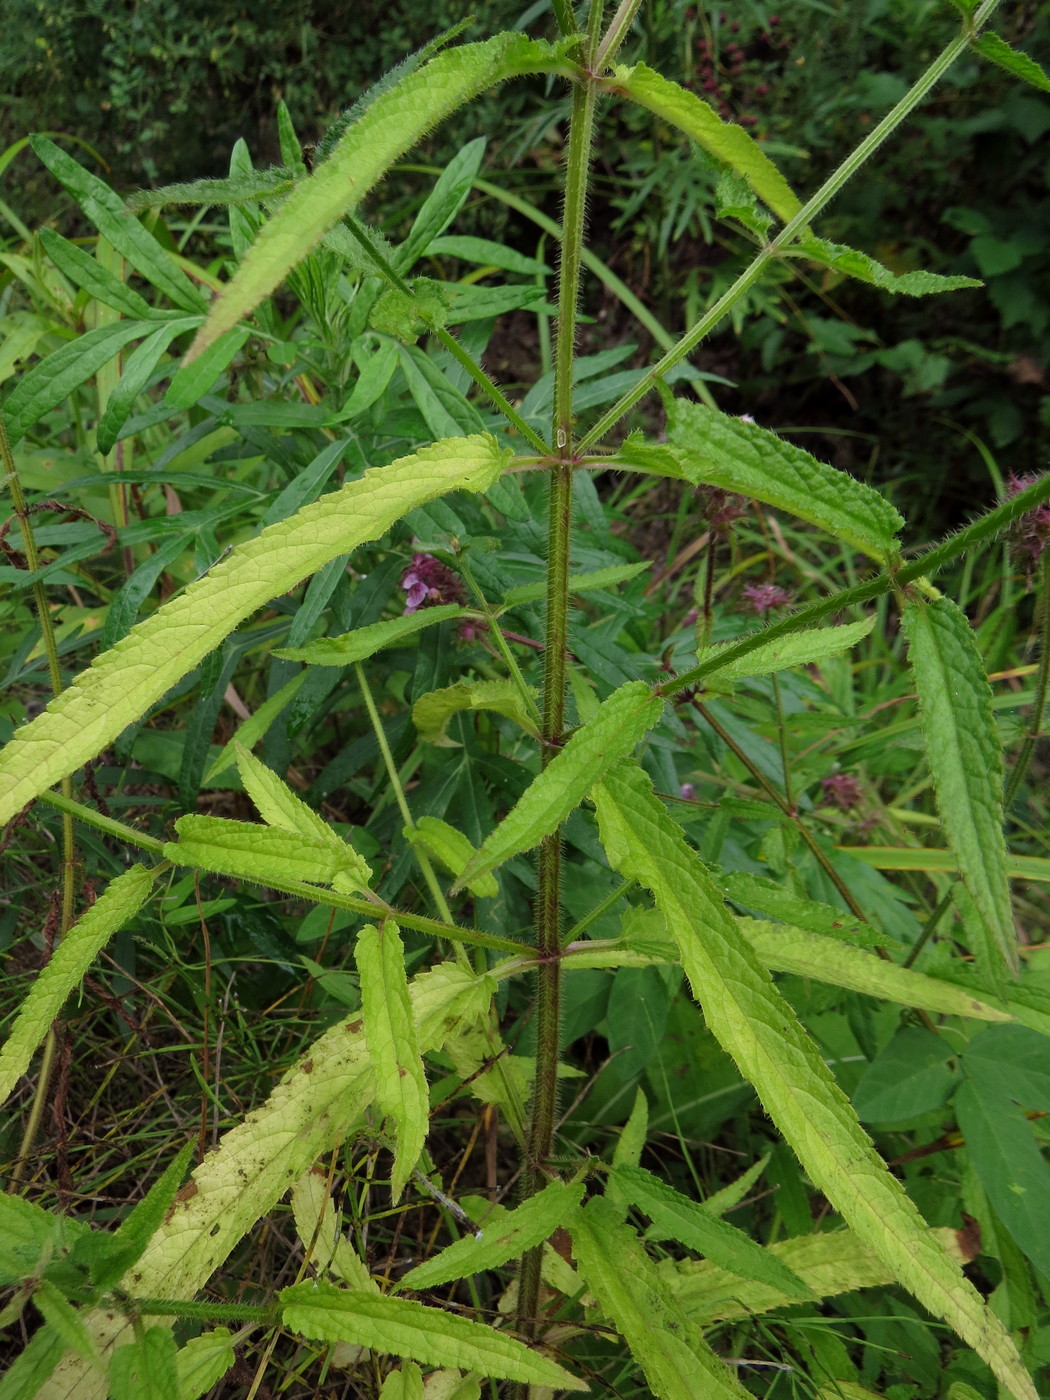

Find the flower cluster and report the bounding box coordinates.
[741,582,792,615]
[819,773,863,812]
[400,553,466,614]
[1005,474,1050,571]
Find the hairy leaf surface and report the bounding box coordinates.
[695,616,876,684]
[0,865,157,1109]
[591,760,1034,1400]
[280,1280,585,1389]
[569,1196,751,1400]
[903,597,1015,978]
[0,435,506,825]
[455,681,663,890]
[356,923,429,1198]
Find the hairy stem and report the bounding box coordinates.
[1004,549,1050,808]
[518,70,599,1342]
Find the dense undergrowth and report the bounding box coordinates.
[2,3,1050,1399]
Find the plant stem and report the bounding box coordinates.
[1,413,77,1192]
[578,0,1003,450]
[660,471,1050,697]
[518,70,599,1343]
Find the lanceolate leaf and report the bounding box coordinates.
[40,965,493,1386]
[786,237,982,296]
[356,923,429,1199]
[165,815,363,888]
[30,136,206,313]
[186,34,563,359]
[398,1180,584,1290]
[277,605,468,666]
[611,1164,811,1299]
[454,681,664,891]
[665,402,904,562]
[165,326,251,410]
[280,1279,586,1390]
[590,760,1035,1400]
[2,320,158,446]
[96,316,201,453]
[695,616,876,684]
[569,1196,752,1400]
[902,597,1016,978]
[972,32,1050,92]
[664,1225,970,1326]
[233,743,373,891]
[605,62,803,225]
[0,434,507,825]
[0,865,157,1110]
[738,918,1013,1022]
[37,227,157,320]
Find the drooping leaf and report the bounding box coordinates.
[280,1279,586,1389]
[590,760,1035,1400]
[107,1328,179,1400]
[398,1180,583,1290]
[2,320,157,446]
[663,1225,971,1325]
[412,678,539,746]
[663,402,904,562]
[406,817,498,899]
[611,1164,811,1298]
[972,32,1050,92]
[31,136,206,312]
[852,1028,958,1122]
[695,616,876,685]
[0,865,157,1110]
[356,922,429,1198]
[454,681,664,891]
[569,1196,752,1400]
[186,35,563,358]
[902,597,1016,979]
[787,237,982,295]
[738,918,1013,1022]
[0,435,507,824]
[277,605,468,666]
[606,62,803,224]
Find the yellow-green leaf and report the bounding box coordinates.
[664,402,904,561]
[277,605,468,666]
[398,1179,583,1291]
[187,35,562,358]
[695,615,876,685]
[165,815,362,888]
[454,680,663,891]
[569,1196,751,1400]
[407,817,498,899]
[591,760,1035,1400]
[0,435,507,826]
[902,597,1016,978]
[280,1280,586,1390]
[606,62,803,224]
[412,678,539,747]
[0,865,157,1110]
[356,922,429,1199]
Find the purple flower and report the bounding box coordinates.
[820,773,863,811]
[680,783,697,801]
[1005,474,1050,571]
[400,553,465,614]
[742,582,792,615]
